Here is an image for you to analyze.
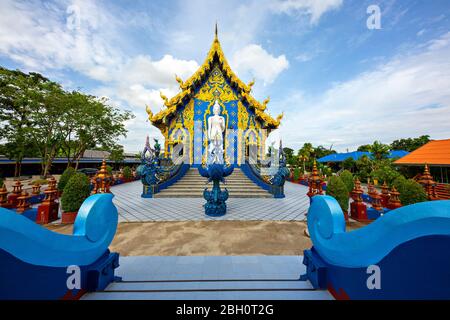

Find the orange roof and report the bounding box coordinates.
[395,139,450,166]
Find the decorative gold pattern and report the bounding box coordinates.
[195,66,237,103]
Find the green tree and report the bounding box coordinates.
[340,170,354,193]
[314,145,336,159]
[370,159,401,185]
[298,143,314,172]
[0,68,43,176]
[355,155,374,182]
[283,147,298,166]
[357,144,372,152]
[60,93,134,169]
[326,176,349,213]
[370,141,390,160]
[61,173,91,212]
[109,145,125,166]
[391,135,430,152]
[342,157,356,172]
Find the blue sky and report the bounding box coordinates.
[1,0,449,152]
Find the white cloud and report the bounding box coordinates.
[280,32,450,152]
[271,0,343,24]
[231,44,289,84]
[118,55,198,89]
[0,0,125,80]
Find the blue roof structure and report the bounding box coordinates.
[317,150,409,163]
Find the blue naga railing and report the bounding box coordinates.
[302,195,450,299]
[139,161,190,198]
[155,163,190,193]
[240,161,285,198]
[0,194,120,300]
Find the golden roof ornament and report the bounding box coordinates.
[247,79,255,90]
[147,24,282,131]
[175,74,185,89]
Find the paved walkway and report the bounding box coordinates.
[112,181,310,222]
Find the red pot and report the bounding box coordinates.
[61,211,78,224]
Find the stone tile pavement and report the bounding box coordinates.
[111,181,310,222]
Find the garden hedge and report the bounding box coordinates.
[340,170,354,193]
[61,173,91,212]
[57,167,76,192]
[326,176,349,213]
[123,166,133,180]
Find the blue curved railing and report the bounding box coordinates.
[303,195,450,299]
[0,194,119,299]
[307,196,450,268]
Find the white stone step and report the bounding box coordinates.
[81,256,333,300]
[158,167,271,198]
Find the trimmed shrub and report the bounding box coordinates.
[58,167,76,192]
[31,178,48,185]
[0,177,3,187]
[394,178,427,206]
[293,167,301,180]
[61,173,91,212]
[106,165,113,175]
[340,170,354,193]
[326,176,349,213]
[123,166,133,180]
[392,175,407,190]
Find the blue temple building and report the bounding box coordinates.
[146,26,283,166]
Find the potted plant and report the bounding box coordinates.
[61,173,91,224]
[122,166,133,182]
[326,175,350,220]
[57,167,75,197]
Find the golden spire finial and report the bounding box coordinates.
[215,22,218,39]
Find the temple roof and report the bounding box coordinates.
[146,26,283,130]
[394,139,450,166]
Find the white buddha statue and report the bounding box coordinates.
[207,100,226,163]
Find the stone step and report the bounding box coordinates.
[157,168,268,198]
[80,256,333,300]
[154,192,272,198]
[172,184,260,188]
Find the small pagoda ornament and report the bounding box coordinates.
[16,191,31,214]
[387,186,402,209]
[0,184,10,208]
[307,160,323,200]
[380,181,390,207]
[350,178,368,221]
[8,180,23,208]
[371,189,383,212]
[36,177,59,224]
[92,159,112,194]
[416,164,437,200]
[32,182,41,195]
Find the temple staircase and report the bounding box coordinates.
[155,167,271,198]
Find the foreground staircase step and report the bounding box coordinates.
[81,256,333,300]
